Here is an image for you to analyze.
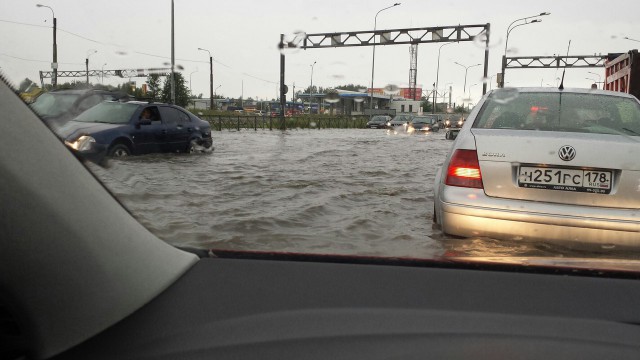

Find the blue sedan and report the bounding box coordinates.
[59,101,213,162]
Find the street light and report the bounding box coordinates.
[189,69,198,96]
[454,62,482,95]
[369,3,401,117]
[501,12,550,87]
[101,63,107,84]
[309,61,316,114]
[198,47,214,110]
[433,42,454,113]
[586,77,600,89]
[588,71,601,89]
[469,83,479,99]
[86,49,97,85]
[36,4,57,88]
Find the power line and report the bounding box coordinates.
[1,18,277,85]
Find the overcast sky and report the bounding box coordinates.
[1,0,639,104]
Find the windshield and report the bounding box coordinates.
[30,92,79,117]
[3,0,640,277]
[74,101,138,124]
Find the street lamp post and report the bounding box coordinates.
[189,70,198,96]
[36,4,57,88]
[454,62,482,96]
[433,42,454,114]
[586,77,601,89]
[500,12,550,87]
[444,82,453,108]
[198,48,214,110]
[469,83,479,103]
[86,49,97,85]
[102,63,107,84]
[309,61,316,114]
[588,71,602,89]
[369,3,401,117]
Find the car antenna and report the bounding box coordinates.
[558,40,571,90]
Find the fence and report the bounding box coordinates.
[201,115,370,131]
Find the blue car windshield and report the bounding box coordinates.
[74,102,139,124]
[474,92,640,136]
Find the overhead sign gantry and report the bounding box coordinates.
[277,23,491,127]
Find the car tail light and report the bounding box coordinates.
[445,149,483,188]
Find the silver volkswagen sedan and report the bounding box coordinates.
[433,87,640,247]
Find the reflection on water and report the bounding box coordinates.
[88,128,640,262]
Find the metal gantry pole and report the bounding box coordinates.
[280,34,286,130]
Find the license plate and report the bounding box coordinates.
[518,166,612,194]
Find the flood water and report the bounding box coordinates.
[88,127,634,261]
[90,128,452,258]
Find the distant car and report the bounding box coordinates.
[29,88,130,131]
[409,115,441,133]
[366,115,392,128]
[433,87,640,246]
[58,101,213,163]
[387,114,413,128]
[444,116,465,128]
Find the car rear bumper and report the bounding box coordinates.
[438,187,640,247]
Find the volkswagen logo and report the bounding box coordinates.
[558,145,576,161]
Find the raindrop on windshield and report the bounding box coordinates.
[506,47,519,55]
[330,62,348,80]
[383,84,400,95]
[493,88,520,104]
[325,89,340,103]
[278,31,307,55]
[176,64,185,71]
[472,30,502,50]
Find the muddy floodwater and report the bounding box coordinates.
[88,128,626,260]
[89,128,449,258]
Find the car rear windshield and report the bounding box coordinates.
[473,92,640,136]
[74,102,139,124]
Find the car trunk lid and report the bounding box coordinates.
[470,129,640,208]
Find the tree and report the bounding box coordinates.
[146,74,162,102]
[420,95,432,113]
[160,72,190,107]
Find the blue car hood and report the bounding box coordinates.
[58,121,125,140]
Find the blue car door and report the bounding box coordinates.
[158,106,193,152]
[131,106,169,154]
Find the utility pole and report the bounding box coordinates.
[170,0,175,104]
